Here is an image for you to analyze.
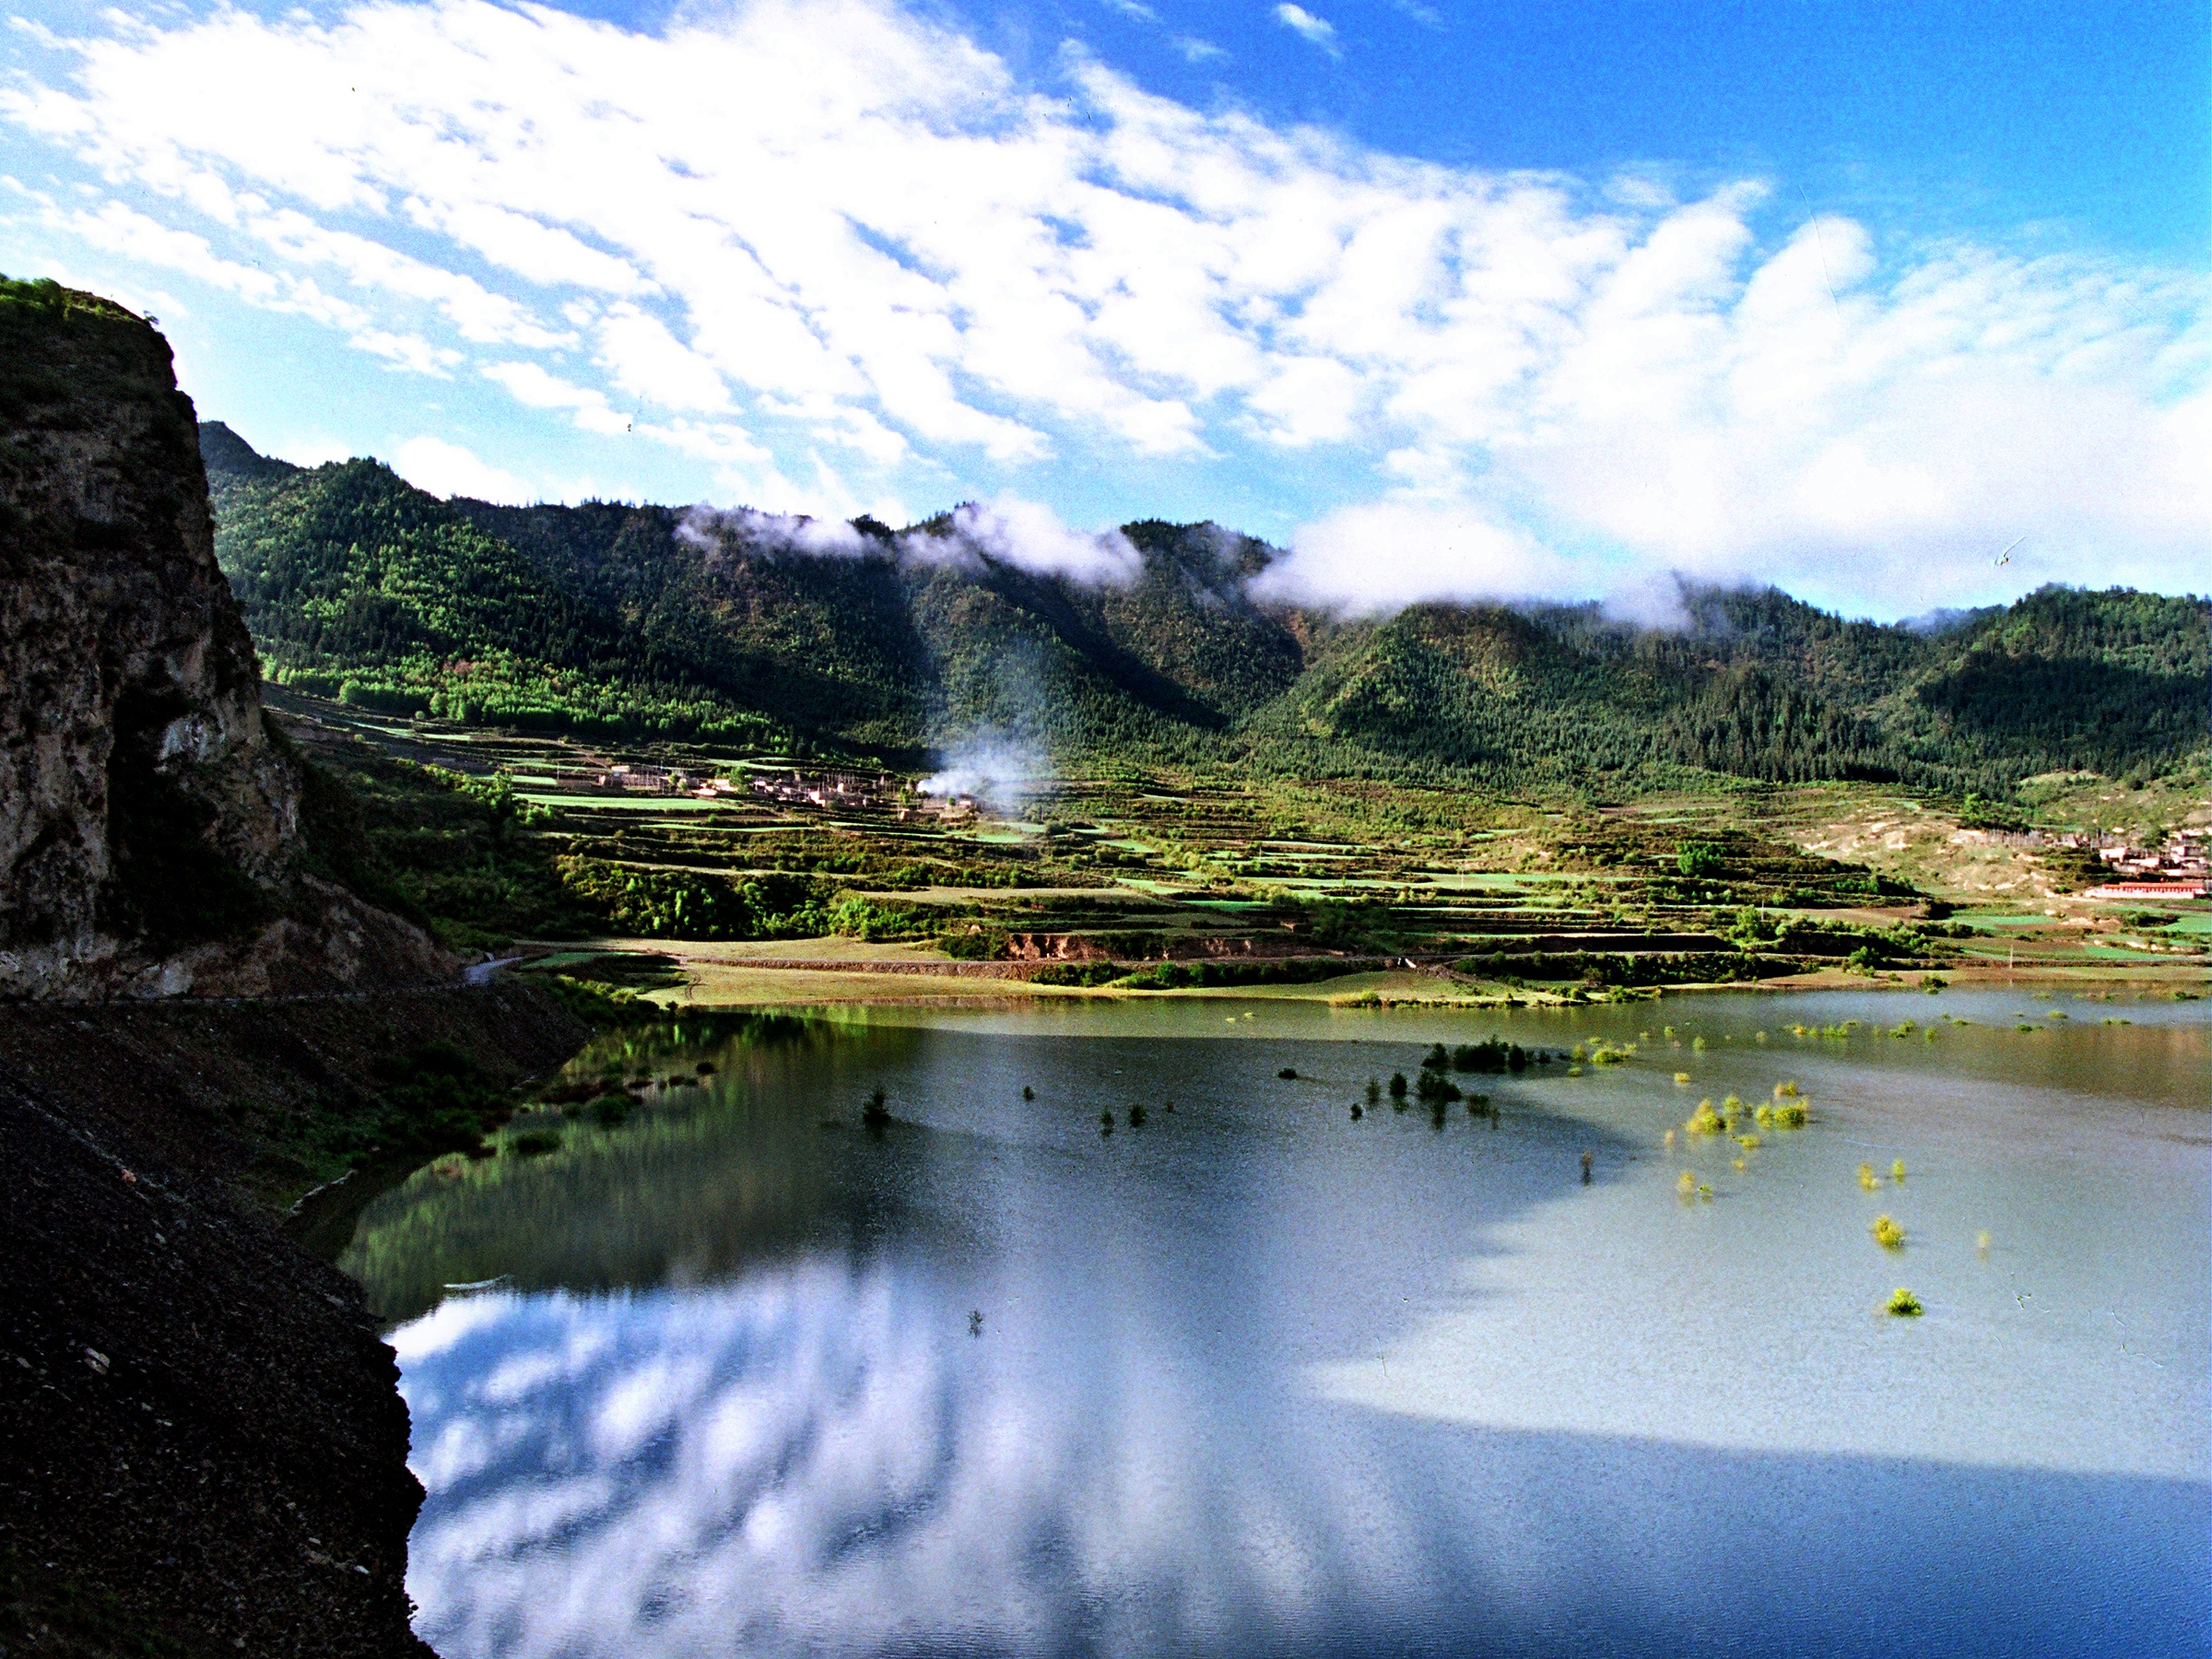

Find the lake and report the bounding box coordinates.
[344,988,2212,1658]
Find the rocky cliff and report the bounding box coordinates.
[0,277,449,998]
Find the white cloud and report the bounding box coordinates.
[393,435,537,503]
[675,503,874,557]
[900,496,1141,582]
[1171,35,1229,63]
[1257,501,1574,612]
[1273,4,1342,55]
[4,0,2204,615]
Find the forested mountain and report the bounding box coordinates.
[200,422,2208,794]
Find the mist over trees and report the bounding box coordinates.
[202,424,2209,798]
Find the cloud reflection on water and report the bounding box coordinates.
[396,1253,2208,1659]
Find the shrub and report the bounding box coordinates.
[1677,841,1724,878]
[1885,1287,1924,1317]
[939,927,1007,960]
[1030,961,1124,987]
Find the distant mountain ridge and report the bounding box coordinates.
[197,421,2210,795]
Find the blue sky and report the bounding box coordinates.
[2,0,2205,617]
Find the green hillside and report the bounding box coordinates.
[200,422,2208,796]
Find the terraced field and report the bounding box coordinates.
[268,688,2207,1008]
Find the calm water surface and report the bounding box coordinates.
[346,989,2212,1658]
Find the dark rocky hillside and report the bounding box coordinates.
[1,985,585,1659]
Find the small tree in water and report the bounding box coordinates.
[861,1087,891,1131]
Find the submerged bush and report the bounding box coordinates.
[1885,1287,1924,1317]
[1686,1100,1724,1135]
[862,1087,891,1131]
[1449,1039,1526,1074]
[1857,1162,1880,1190]
[1871,1214,1906,1250]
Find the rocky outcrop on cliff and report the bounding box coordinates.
[0,277,450,998]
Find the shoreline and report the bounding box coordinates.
[512,938,2208,1015]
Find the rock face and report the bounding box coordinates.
[0,277,450,997]
[0,984,587,1657]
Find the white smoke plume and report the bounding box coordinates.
[915,735,1048,815]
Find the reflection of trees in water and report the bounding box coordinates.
[346,1017,956,1323]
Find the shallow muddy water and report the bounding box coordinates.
[347,989,2211,1658]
